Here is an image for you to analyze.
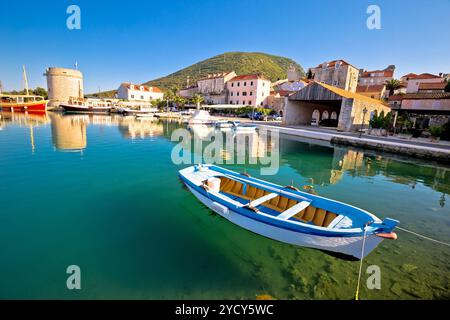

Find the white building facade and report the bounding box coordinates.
[117,83,164,101]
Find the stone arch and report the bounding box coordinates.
[312,109,320,121]
[330,111,338,120]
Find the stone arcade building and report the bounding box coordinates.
[284,82,391,132]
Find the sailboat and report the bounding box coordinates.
[0,66,48,113]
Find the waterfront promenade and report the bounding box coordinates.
[210,115,450,162]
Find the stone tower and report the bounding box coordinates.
[45,67,84,107]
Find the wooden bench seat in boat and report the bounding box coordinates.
[218,177,338,228]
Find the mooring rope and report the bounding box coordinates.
[397,226,450,247]
[355,224,368,301]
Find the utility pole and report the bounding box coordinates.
[0,80,3,95]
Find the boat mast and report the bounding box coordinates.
[22,65,29,96]
[0,80,3,95]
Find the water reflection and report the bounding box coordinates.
[118,116,164,139]
[1,111,449,206]
[0,111,50,153]
[49,113,88,151]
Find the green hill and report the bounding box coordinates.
[91,52,303,97]
[145,52,304,90]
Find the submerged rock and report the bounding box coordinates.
[256,294,275,300]
[390,282,404,296]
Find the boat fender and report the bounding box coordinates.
[240,172,251,177]
[376,232,398,240]
[284,185,300,191]
[211,202,229,215]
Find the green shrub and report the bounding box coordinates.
[429,125,444,138]
[369,111,392,129]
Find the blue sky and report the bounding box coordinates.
[0,0,449,93]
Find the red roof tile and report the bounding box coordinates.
[360,70,394,78]
[314,59,357,69]
[418,82,446,90]
[229,74,268,81]
[389,92,450,101]
[401,73,441,80]
[122,83,162,93]
[356,84,385,93]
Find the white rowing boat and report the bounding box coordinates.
[179,164,399,259]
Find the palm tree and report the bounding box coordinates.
[192,94,204,109]
[164,86,180,110]
[385,79,402,97]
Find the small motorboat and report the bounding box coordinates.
[234,123,257,132]
[215,120,234,129]
[179,165,399,259]
[188,110,212,125]
[135,113,155,118]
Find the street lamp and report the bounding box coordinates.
[359,107,368,138]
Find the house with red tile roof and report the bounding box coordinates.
[309,60,359,93]
[388,92,450,127]
[117,83,164,101]
[226,74,271,107]
[400,73,445,93]
[358,65,395,92]
[356,84,386,100]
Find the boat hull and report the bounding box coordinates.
[185,184,383,260]
[0,101,48,112]
[61,104,111,114]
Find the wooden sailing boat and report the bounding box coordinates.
[0,66,48,113]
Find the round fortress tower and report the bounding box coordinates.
[45,67,84,108]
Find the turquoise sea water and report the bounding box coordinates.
[0,112,449,299]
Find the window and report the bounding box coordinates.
[237,92,240,96]
[231,83,234,87]
[248,101,251,105]
[141,95,144,99]
[250,92,253,96]
[230,100,233,104]
[237,82,240,87]
[242,101,245,105]
[131,94,135,99]
[231,92,233,96]
[244,82,246,86]
[243,92,247,96]
[260,102,263,106]
[251,81,254,86]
